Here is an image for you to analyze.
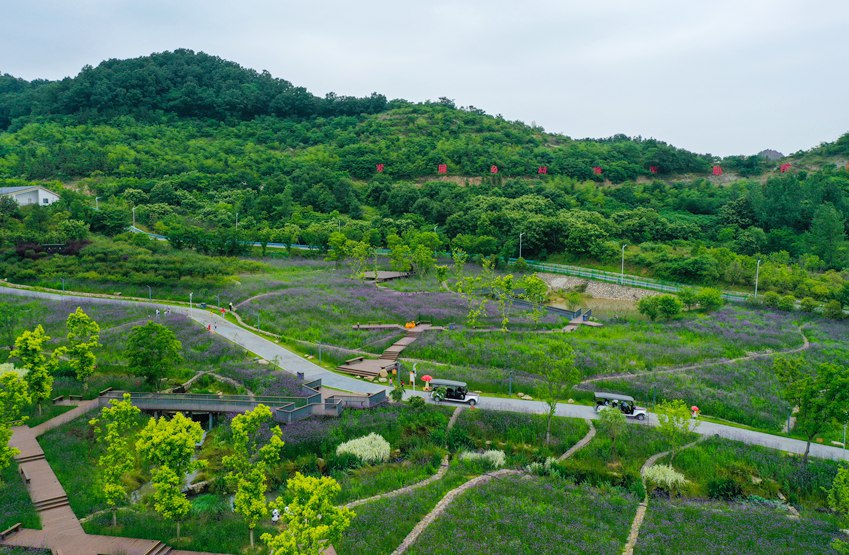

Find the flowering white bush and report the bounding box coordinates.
[644,464,688,494]
[459,449,506,469]
[336,433,391,464]
[526,457,558,476]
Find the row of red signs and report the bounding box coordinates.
[374,163,792,176]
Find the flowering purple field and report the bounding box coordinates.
[236,269,562,349]
[588,318,849,430]
[634,498,842,555]
[407,477,637,555]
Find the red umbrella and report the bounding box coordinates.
[421,375,433,383]
[691,406,700,413]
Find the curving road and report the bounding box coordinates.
[2,283,847,462]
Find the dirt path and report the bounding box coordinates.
[621,436,707,555]
[391,419,598,554]
[581,325,810,386]
[345,408,465,509]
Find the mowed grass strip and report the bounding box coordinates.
[406,476,638,555]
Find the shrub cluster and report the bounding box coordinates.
[459,449,506,470]
[644,464,688,495]
[335,433,391,465]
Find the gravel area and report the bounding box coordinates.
[539,274,658,301]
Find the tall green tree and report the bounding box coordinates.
[654,399,697,462]
[136,412,204,478]
[56,307,101,389]
[11,325,56,416]
[536,342,580,445]
[774,356,849,464]
[89,393,142,526]
[262,473,354,555]
[125,322,183,391]
[223,405,285,548]
[152,466,192,539]
[806,203,846,268]
[0,371,31,424]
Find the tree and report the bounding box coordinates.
[325,231,348,269]
[520,273,549,327]
[11,325,55,416]
[223,405,285,548]
[637,296,661,321]
[597,407,627,462]
[490,273,515,330]
[677,287,698,311]
[695,288,725,312]
[152,466,191,539]
[656,295,683,319]
[55,307,101,389]
[0,371,31,424]
[0,426,16,484]
[536,342,580,445]
[828,465,849,554]
[261,473,354,555]
[136,412,204,478]
[655,399,697,462]
[774,357,849,464]
[89,393,142,526]
[806,203,846,268]
[125,322,183,390]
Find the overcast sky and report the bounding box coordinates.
[2,0,848,156]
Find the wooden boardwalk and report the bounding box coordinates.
[341,323,445,377]
[1,402,229,555]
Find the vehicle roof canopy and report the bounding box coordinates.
[430,379,467,388]
[594,392,635,402]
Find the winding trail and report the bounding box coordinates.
[621,436,707,555]
[391,419,598,554]
[580,325,810,386]
[345,407,464,509]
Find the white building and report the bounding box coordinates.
[0,186,60,206]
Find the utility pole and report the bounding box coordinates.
[754,258,761,299]
[620,244,628,285]
[518,232,524,260]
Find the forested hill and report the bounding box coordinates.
[0,50,848,303]
[0,49,389,125]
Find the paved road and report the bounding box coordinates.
[3,284,847,462]
[0,284,384,394]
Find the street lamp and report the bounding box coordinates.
[60,278,65,291]
[318,341,323,363]
[189,292,193,312]
[754,258,761,299]
[235,212,239,230]
[620,244,628,285]
[518,232,525,260]
[132,206,136,228]
[147,285,152,300]
[95,197,100,210]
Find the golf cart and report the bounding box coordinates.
[594,392,647,421]
[429,379,479,406]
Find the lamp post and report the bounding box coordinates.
[147,285,152,300]
[754,258,761,299]
[132,206,136,228]
[518,232,524,260]
[318,342,323,363]
[235,212,239,230]
[189,292,193,312]
[60,278,65,291]
[620,244,628,285]
[216,294,221,308]
[95,197,100,210]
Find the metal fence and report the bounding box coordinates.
[511,258,750,303]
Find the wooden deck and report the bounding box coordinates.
[1,404,230,555]
[339,323,445,377]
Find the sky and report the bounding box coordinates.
[2,0,848,156]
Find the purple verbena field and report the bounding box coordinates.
[406,477,638,555]
[236,267,562,349]
[588,318,849,430]
[634,498,843,555]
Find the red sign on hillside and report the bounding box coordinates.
[490,165,498,174]
[376,163,385,173]
[649,166,658,174]
[712,165,723,176]
[438,164,448,175]
[779,163,792,173]
[593,166,603,175]
[538,166,548,175]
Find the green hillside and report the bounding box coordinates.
[0,50,847,303]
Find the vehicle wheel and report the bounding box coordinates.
[637,414,646,421]
[468,399,477,406]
